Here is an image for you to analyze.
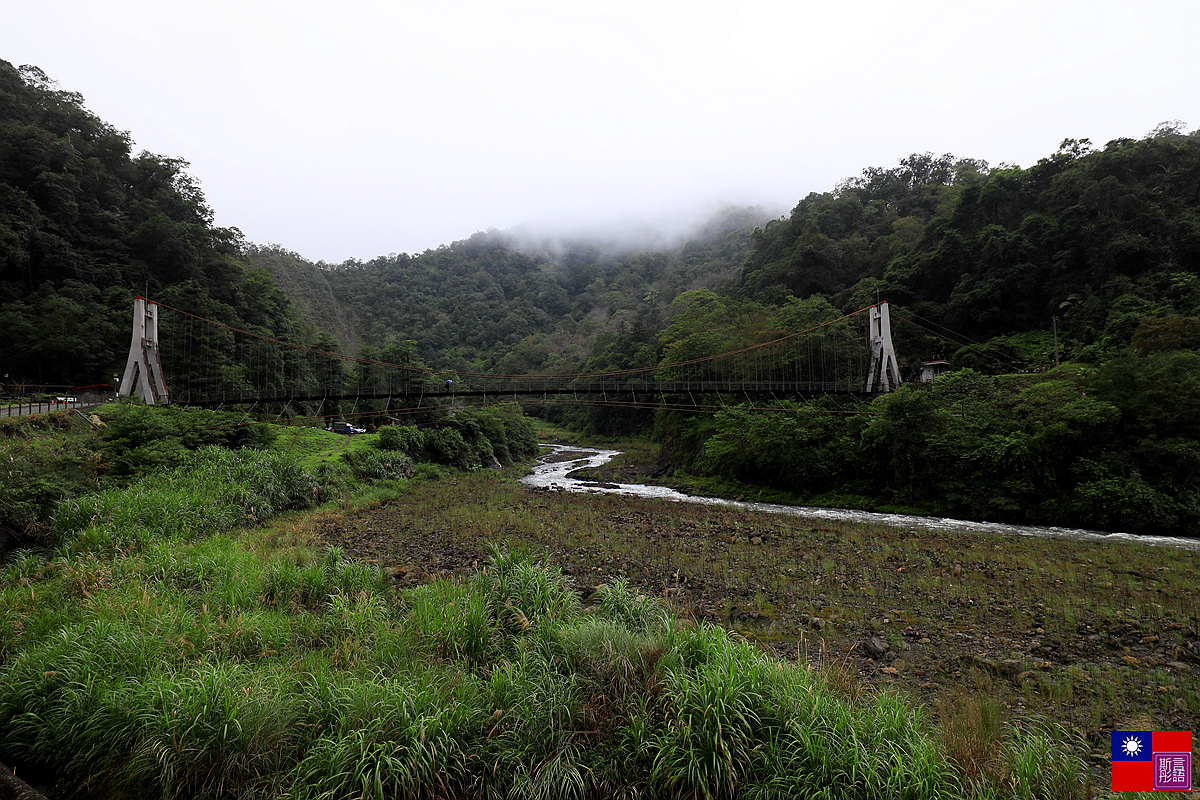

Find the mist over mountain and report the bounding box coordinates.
[247,203,778,372]
[502,202,787,261]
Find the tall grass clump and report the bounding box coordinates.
[476,544,581,657]
[646,625,962,800]
[1,534,1089,799]
[287,676,483,800]
[342,448,415,481]
[650,636,773,799]
[940,693,1005,791]
[263,546,389,610]
[936,694,1087,798]
[53,446,318,555]
[593,576,670,633]
[405,579,495,667]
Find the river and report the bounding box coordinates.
[521,445,1200,553]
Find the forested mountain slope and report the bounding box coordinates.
[247,205,771,375]
[5,59,1200,533]
[643,127,1200,535]
[736,128,1200,365]
[0,60,309,388]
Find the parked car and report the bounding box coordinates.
[328,421,366,434]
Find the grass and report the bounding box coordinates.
[1,425,1188,797]
[314,464,1199,784]
[8,526,1051,799]
[269,425,373,470]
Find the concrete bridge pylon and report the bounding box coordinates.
[867,301,901,393]
[118,297,170,404]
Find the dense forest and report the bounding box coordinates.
[3,59,1199,533]
[643,129,1200,534]
[0,60,318,391]
[247,204,770,375]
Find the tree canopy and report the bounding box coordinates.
[4,60,1199,531]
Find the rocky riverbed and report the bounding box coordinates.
[314,447,1200,792]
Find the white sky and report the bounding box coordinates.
[5,0,1198,263]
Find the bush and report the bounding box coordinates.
[377,425,425,458]
[423,426,474,469]
[375,407,537,473]
[99,404,276,476]
[342,449,415,481]
[0,421,103,542]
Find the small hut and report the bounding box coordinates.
[919,360,951,383]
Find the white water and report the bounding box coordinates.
[521,445,1200,553]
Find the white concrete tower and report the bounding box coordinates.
[118,297,170,404]
[867,301,901,392]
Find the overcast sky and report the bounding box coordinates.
[5,1,1197,263]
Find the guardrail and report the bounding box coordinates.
[0,392,112,418]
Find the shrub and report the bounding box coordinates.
[447,406,539,466]
[0,422,104,542]
[342,449,415,481]
[423,426,475,469]
[377,425,425,458]
[99,404,276,477]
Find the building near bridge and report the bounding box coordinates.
[920,360,951,383]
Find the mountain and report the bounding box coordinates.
[5,59,1200,532]
[735,130,1200,366]
[246,205,773,375]
[0,59,306,388]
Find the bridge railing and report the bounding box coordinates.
[167,375,872,406]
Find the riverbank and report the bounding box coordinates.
[4,445,1092,800]
[531,444,1200,552]
[312,456,1200,792]
[3,423,1195,796]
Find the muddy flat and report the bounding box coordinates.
[314,464,1200,784]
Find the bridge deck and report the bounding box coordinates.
[170,379,875,406]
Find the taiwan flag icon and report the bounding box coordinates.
[1112,730,1192,792]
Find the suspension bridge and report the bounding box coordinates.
[114,297,906,415]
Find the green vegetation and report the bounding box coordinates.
[0,399,538,563]
[5,60,1200,531]
[314,465,1200,795]
[245,127,1200,532]
[6,52,1199,800]
[247,205,769,377]
[97,402,277,476]
[640,132,1200,533]
[0,61,312,392]
[2,405,1194,797]
[649,357,1200,533]
[1,454,1092,799]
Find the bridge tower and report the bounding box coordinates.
[118,297,170,404]
[866,301,901,392]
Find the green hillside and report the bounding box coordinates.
[246,205,771,375]
[3,60,1199,532]
[736,132,1200,363]
[0,60,313,389]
